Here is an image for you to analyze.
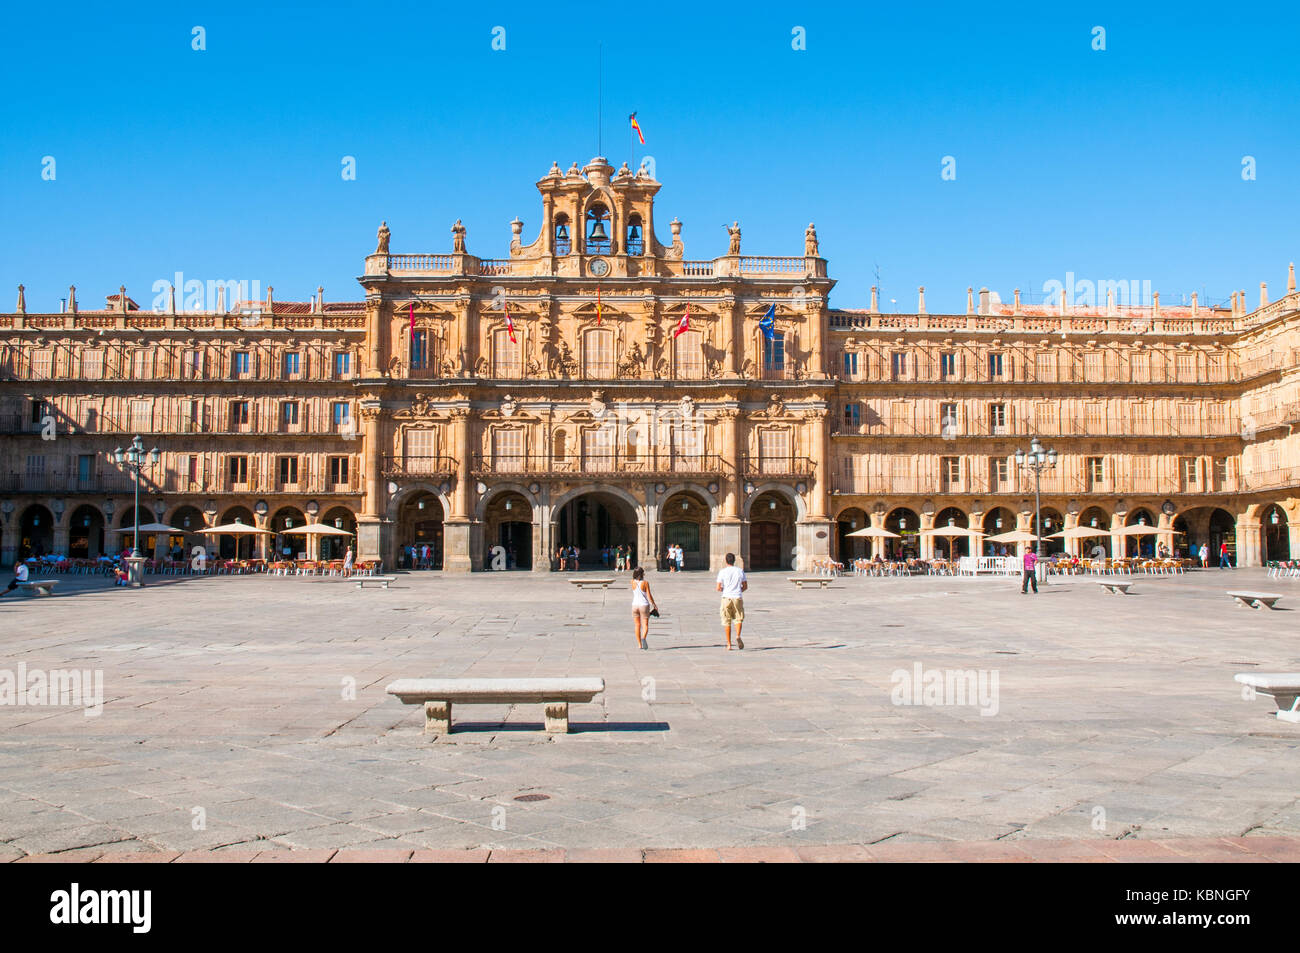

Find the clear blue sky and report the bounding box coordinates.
[2,1,1297,314]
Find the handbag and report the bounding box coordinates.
[649,606,660,618]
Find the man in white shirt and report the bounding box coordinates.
[3,561,29,597]
[715,552,748,651]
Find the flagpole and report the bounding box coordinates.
[597,43,603,156]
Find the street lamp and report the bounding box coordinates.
[1014,437,1058,572]
[114,435,161,558]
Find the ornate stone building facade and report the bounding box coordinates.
[2,157,1297,570]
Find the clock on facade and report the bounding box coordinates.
[589,258,610,277]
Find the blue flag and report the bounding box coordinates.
[758,304,777,341]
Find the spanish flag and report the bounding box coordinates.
[505,304,517,343]
[629,112,645,145]
[408,302,415,337]
[673,306,690,338]
[596,285,602,326]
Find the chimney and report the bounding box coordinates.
[966,287,974,315]
[167,284,177,315]
[917,286,926,314]
[15,284,25,314]
[1289,262,1296,294]
[217,284,226,313]
[60,298,66,313]
[69,285,77,315]
[316,286,324,313]
[1260,281,1268,308]
[1241,289,1247,314]
[118,285,128,314]
[1013,288,1021,316]
[1191,292,1198,316]
[869,286,878,313]
[1059,286,1067,316]
[1153,291,1160,317]
[979,287,990,315]
[1106,288,1115,315]
[266,285,274,311]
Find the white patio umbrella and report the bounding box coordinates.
[919,524,984,560]
[201,521,273,561]
[983,530,1042,545]
[113,522,185,534]
[845,526,901,538]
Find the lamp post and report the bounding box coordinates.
[1014,437,1057,577]
[114,435,161,559]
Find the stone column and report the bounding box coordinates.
[712,407,742,569]
[365,302,382,378]
[806,407,829,520]
[723,296,740,376]
[355,400,385,562]
[444,406,474,572]
[1109,512,1123,561]
[919,512,935,561]
[1236,516,1261,568]
[531,498,549,573]
[1288,522,1300,561]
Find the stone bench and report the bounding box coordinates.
[1098,580,1133,595]
[356,576,397,589]
[18,580,58,596]
[1234,673,1300,723]
[568,578,615,590]
[1227,591,1283,610]
[386,677,605,734]
[788,576,832,590]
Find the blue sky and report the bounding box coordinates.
[2,1,1297,314]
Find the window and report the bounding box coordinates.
[989,457,1009,488]
[1130,401,1150,433]
[29,399,46,425]
[329,456,350,485]
[1087,456,1105,485]
[987,352,1005,379]
[1131,456,1152,483]
[493,328,521,378]
[26,454,46,478]
[1084,352,1102,381]
[1130,350,1150,382]
[404,429,440,471]
[672,425,705,470]
[185,454,199,486]
[673,330,702,379]
[989,403,1008,434]
[585,328,615,378]
[891,352,907,381]
[1180,457,1199,486]
[1035,352,1054,382]
[77,454,94,484]
[283,352,300,377]
[582,427,615,471]
[843,402,861,430]
[229,401,249,429]
[334,352,351,378]
[228,456,248,484]
[763,334,785,376]
[32,349,53,379]
[332,402,352,433]
[281,401,299,429]
[82,349,104,380]
[758,429,792,474]
[940,352,957,379]
[410,331,428,371]
[890,401,911,433]
[625,215,644,256]
[940,402,958,437]
[843,352,859,378]
[1176,353,1195,380]
[183,349,204,379]
[129,399,151,433]
[279,456,299,485]
[940,456,961,489]
[1213,457,1229,489]
[1207,354,1226,381]
[1085,402,1105,434]
[493,429,525,472]
[1177,403,1196,433]
[232,351,250,377]
[1207,402,1226,430]
[131,349,149,379]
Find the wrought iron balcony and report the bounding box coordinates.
[381,456,458,480]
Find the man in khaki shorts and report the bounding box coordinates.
[715,552,748,651]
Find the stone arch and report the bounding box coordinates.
[385,481,452,523]
[741,482,807,521]
[660,487,714,570]
[550,482,645,519]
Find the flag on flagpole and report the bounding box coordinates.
[758,303,777,341]
[596,285,602,326]
[505,304,517,343]
[408,302,415,337]
[629,112,645,145]
[673,306,690,338]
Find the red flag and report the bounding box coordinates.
[596,285,602,326]
[629,112,645,145]
[505,305,517,343]
[408,302,414,337]
[673,306,690,338]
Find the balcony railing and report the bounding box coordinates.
[0,471,142,494]
[473,452,727,477]
[381,456,458,480]
[742,455,816,480]
[1243,466,1300,491]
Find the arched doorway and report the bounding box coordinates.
[116,506,154,557]
[68,504,105,559]
[1124,508,1158,557]
[1263,505,1291,562]
[1209,508,1236,566]
[748,492,796,569]
[1078,506,1111,557]
[319,507,356,562]
[398,492,444,569]
[933,506,971,559]
[1037,507,1064,554]
[483,492,533,570]
[19,505,54,559]
[836,507,870,562]
[169,505,207,563]
[662,491,710,570]
[884,507,920,559]
[982,507,1017,556]
[270,506,307,561]
[554,490,638,569]
[215,506,257,560]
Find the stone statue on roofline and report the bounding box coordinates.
[726,221,741,256]
[805,223,819,257]
[451,219,467,254]
[375,221,390,255]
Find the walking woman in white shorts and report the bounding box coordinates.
[630,566,658,650]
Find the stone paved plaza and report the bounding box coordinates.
[1,567,1298,860]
